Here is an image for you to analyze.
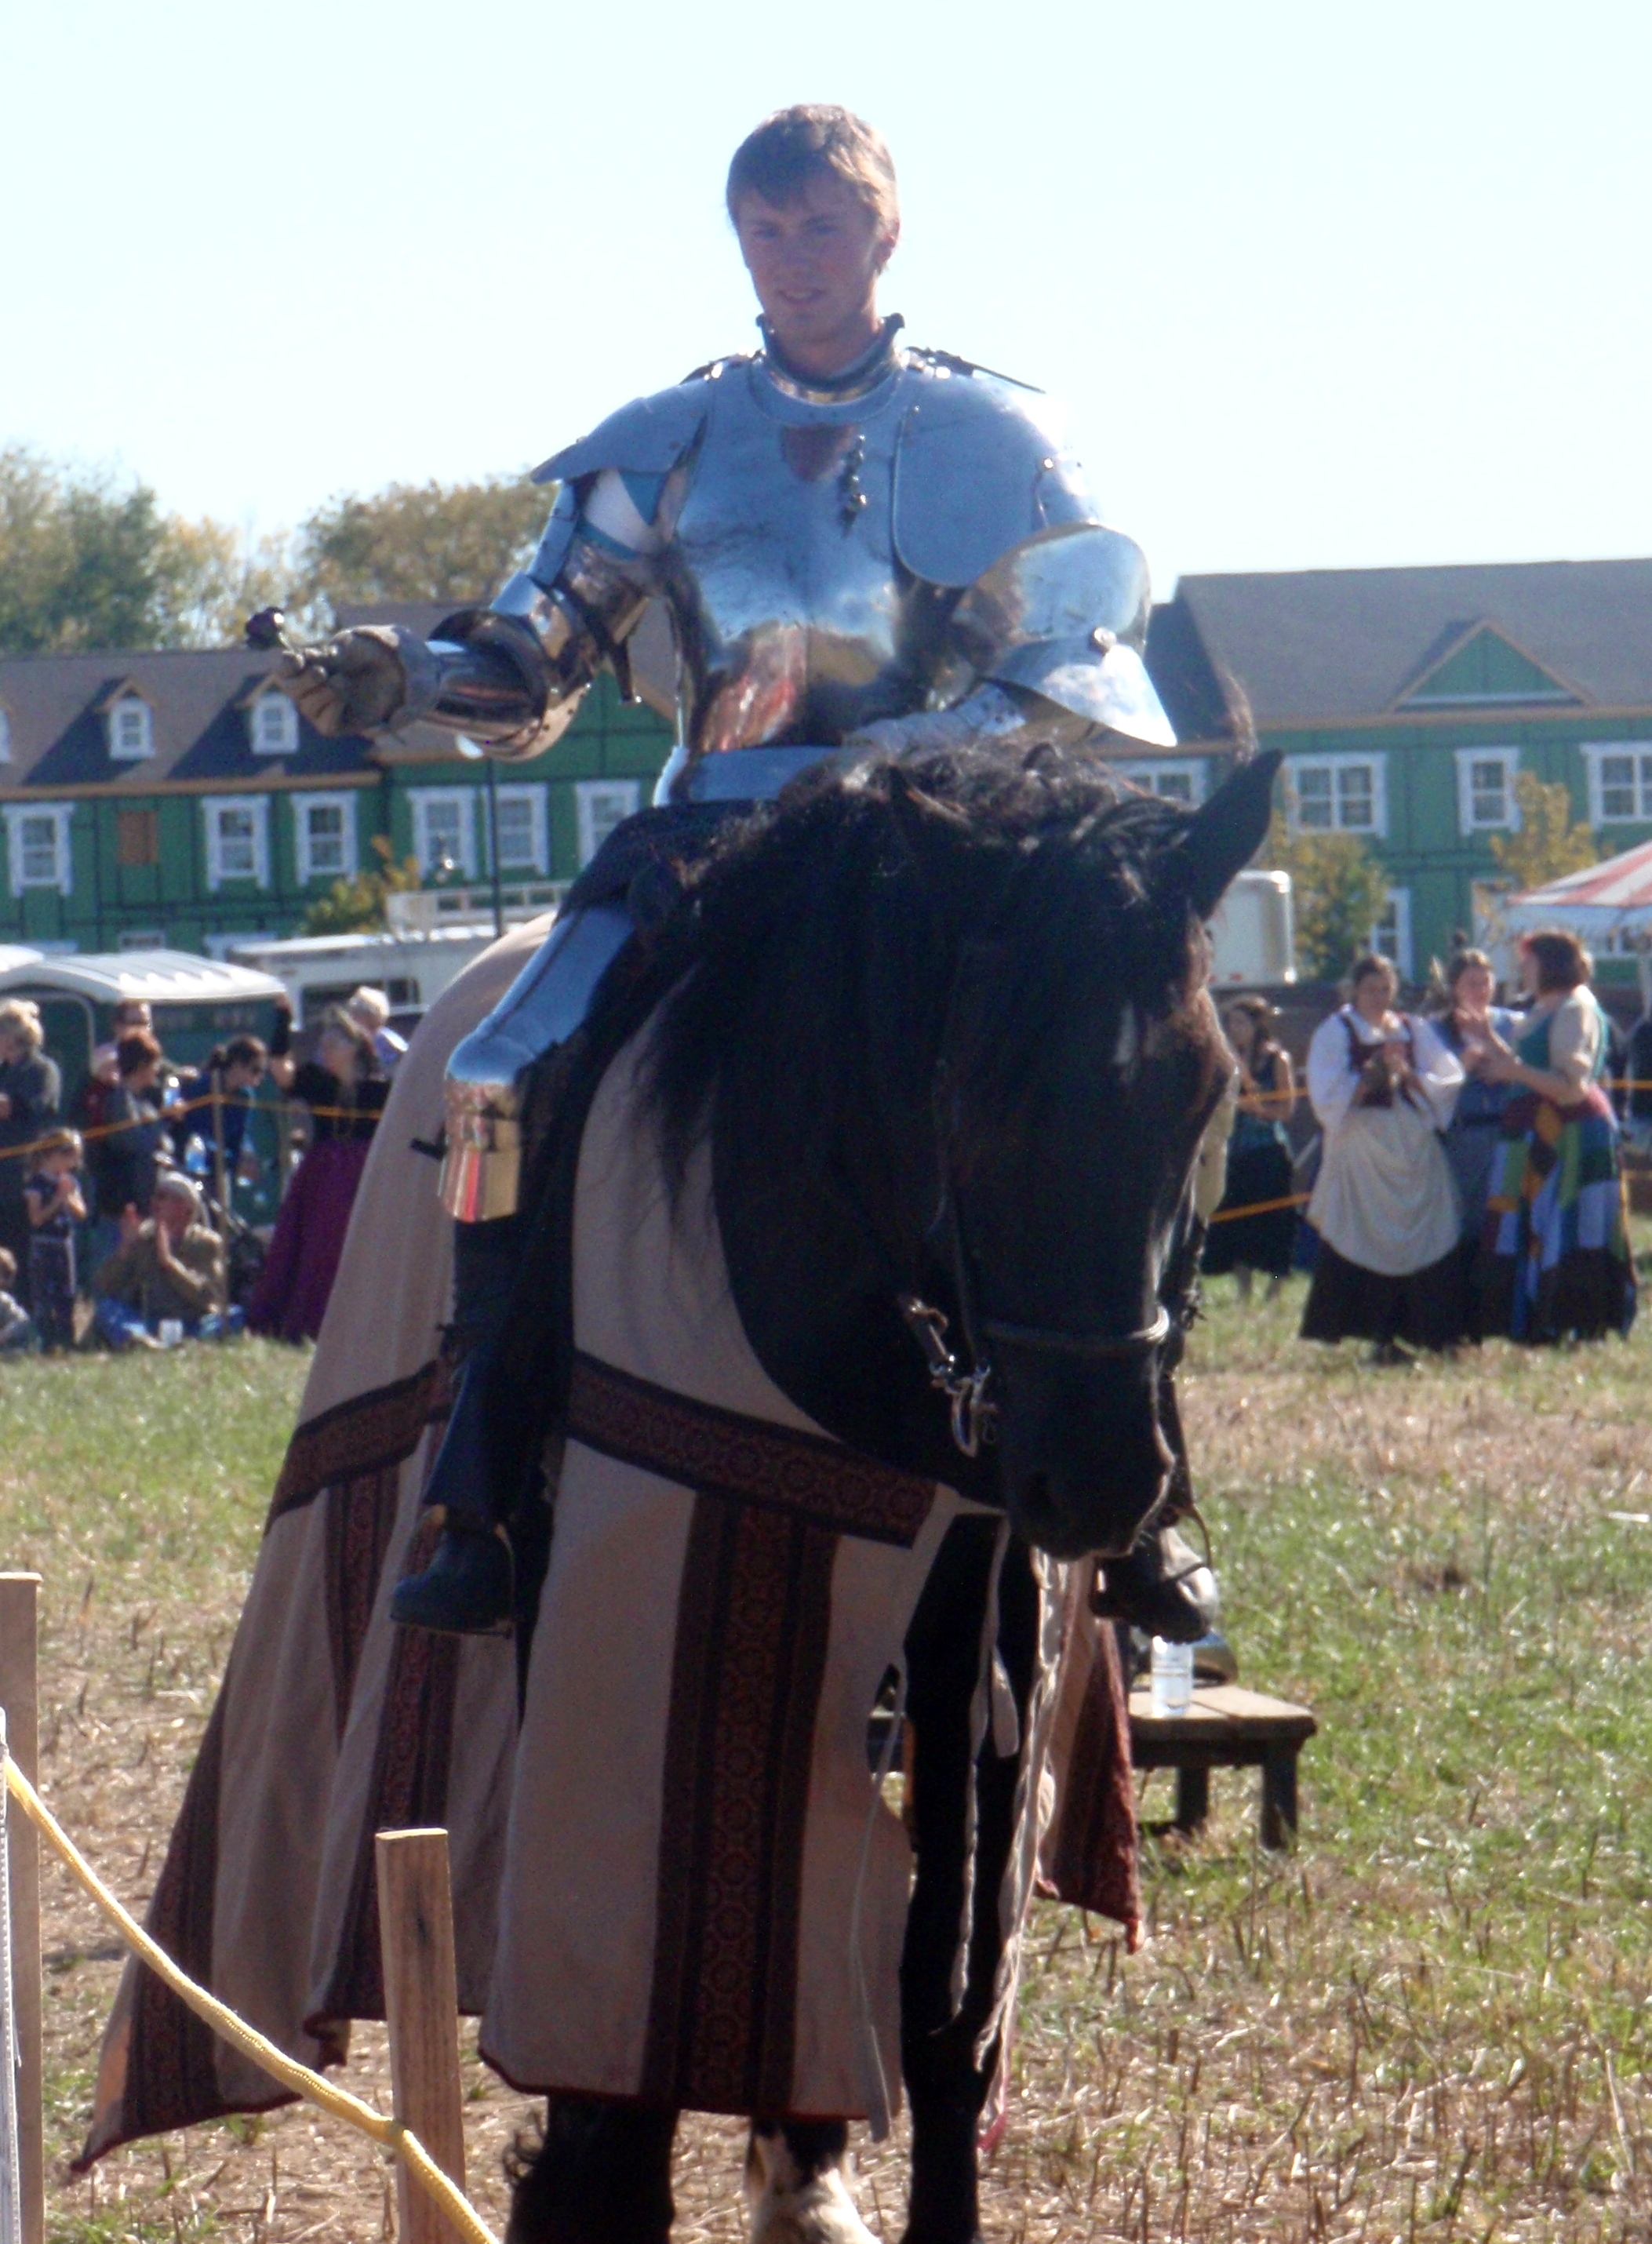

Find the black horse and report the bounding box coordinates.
[499,740,1278,2244]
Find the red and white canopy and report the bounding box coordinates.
[1503,838,1652,941]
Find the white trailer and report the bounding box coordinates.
[1206,869,1296,987]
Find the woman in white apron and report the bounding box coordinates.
[1301,953,1465,1360]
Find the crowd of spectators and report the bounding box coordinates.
[1203,929,1637,1361]
[0,984,398,1357]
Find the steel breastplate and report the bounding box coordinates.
[662,359,955,758]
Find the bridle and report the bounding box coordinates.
[896,1017,1181,1459]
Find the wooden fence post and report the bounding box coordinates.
[375,1828,466,2244]
[0,1576,43,2244]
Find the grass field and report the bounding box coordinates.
[5,1274,1652,2242]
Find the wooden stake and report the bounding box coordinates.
[0,1575,42,2244]
[375,1829,466,2244]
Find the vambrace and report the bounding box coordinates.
[400,533,653,760]
[846,680,1097,759]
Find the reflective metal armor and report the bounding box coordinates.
[345,320,1177,1220]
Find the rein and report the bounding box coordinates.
[896,978,1182,1457]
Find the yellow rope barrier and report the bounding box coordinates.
[1,1757,498,2244]
[0,1093,375,1168]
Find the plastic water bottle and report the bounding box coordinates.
[1150,1636,1195,1717]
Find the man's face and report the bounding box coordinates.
[735,173,894,371]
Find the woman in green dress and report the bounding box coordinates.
[1471,928,1635,1343]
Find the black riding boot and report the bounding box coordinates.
[391,1217,522,1636]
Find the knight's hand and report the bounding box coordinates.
[275,627,413,738]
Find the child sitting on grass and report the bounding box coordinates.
[24,1127,86,1353]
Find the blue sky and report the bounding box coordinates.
[5,0,1648,597]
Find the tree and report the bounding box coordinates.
[1488,770,1597,892]
[300,835,424,935]
[294,476,548,615]
[2,447,172,652]
[0,446,289,653]
[1261,806,1391,983]
[0,449,547,655]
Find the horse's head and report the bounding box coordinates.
[893,751,1279,1559]
[643,740,1278,1560]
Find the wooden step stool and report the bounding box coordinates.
[1128,1682,1317,1849]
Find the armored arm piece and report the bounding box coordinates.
[851,519,1176,758]
[274,484,658,756]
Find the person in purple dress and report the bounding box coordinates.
[248,1011,387,1343]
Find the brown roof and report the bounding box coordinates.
[0,646,375,794]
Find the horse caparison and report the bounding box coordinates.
[504,741,1278,2244]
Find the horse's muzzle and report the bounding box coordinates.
[994,1355,1172,1561]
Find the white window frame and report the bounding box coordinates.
[1454,746,1521,835]
[490,783,550,875]
[1581,742,1652,826]
[202,794,271,891]
[248,690,300,757]
[409,787,477,878]
[291,791,358,884]
[107,693,155,762]
[1112,757,1208,806]
[2,802,75,897]
[1285,752,1387,838]
[575,779,641,868]
[1370,886,1413,977]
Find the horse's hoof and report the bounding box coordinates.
[744,2130,878,2244]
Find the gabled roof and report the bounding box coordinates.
[0,646,377,793]
[1155,558,1652,729]
[1393,620,1585,709]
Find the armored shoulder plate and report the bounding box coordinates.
[893,357,1100,589]
[530,362,748,487]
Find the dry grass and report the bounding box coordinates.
[5,1271,1652,2241]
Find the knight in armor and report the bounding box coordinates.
[275,105,1183,1632]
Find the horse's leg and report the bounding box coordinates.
[504,2094,678,2244]
[899,1522,1039,2244]
[744,2120,875,2242]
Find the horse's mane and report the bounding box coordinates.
[644,744,1206,1198]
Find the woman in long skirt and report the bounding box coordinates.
[1301,953,1465,1360]
[249,1012,388,1344]
[1471,929,1635,1344]
[1432,948,1520,1312]
[1203,995,1297,1297]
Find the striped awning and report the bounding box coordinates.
[1503,839,1652,943]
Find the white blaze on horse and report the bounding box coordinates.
[80,743,1276,2244]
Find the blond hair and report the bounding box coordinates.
[726,106,899,237]
[0,999,44,1053]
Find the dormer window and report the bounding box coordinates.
[0,707,11,763]
[108,694,154,760]
[249,692,299,757]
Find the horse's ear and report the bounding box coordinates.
[1174,750,1283,920]
[886,765,970,880]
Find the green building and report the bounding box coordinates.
[12,559,1652,984]
[1144,558,1652,981]
[0,600,675,955]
